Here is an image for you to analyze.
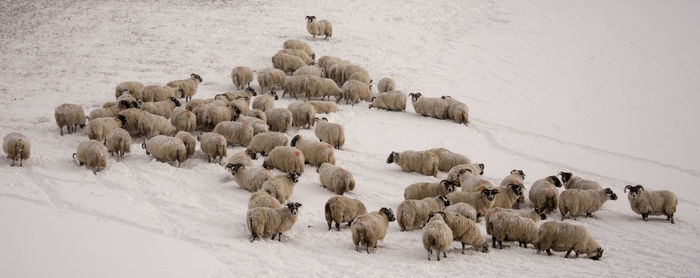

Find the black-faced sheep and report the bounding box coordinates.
[386,150,439,177]
[529,176,562,219]
[73,139,107,174]
[167,73,202,102]
[396,196,451,231]
[624,185,678,224]
[247,202,302,242]
[54,103,86,135]
[422,212,453,261]
[314,117,344,149]
[536,221,604,260]
[305,16,332,40]
[351,208,395,253]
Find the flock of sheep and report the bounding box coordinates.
[2,16,680,262]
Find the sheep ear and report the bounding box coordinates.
[624,185,632,192]
[636,185,644,191]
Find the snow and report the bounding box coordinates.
[1,0,699,277]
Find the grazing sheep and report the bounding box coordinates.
[117,108,144,136]
[167,73,202,102]
[409,93,448,119]
[116,94,139,108]
[247,132,288,156]
[559,188,618,220]
[624,185,678,224]
[174,131,196,158]
[278,49,314,65]
[317,163,355,195]
[102,101,117,109]
[339,64,370,86]
[536,221,604,260]
[485,208,541,228]
[197,132,227,163]
[170,107,196,132]
[306,77,343,101]
[257,68,287,93]
[290,135,336,166]
[104,128,131,159]
[282,75,309,99]
[247,202,302,242]
[293,65,323,76]
[89,103,123,120]
[138,113,177,138]
[3,133,30,166]
[201,105,238,131]
[213,121,253,147]
[142,135,187,167]
[318,55,342,76]
[492,184,525,209]
[404,180,458,200]
[288,102,317,129]
[54,103,86,135]
[529,176,563,219]
[351,208,396,253]
[252,91,277,112]
[377,77,396,93]
[231,66,254,90]
[445,203,477,222]
[265,108,293,133]
[262,146,305,174]
[446,188,499,219]
[261,172,300,203]
[428,147,471,172]
[272,53,306,74]
[227,151,256,167]
[87,116,126,142]
[73,140,107,174]
[446,163,485,184]
[368,90,407,111]
[501,169,526,208]
[396,196,451,231]
[249,190,282,209]
[115,81,144,99]
[341,80,372,105]
[306,101,338,114]
[347,71,372,88]
[314,117,344,149]
[226,163,273,192]
[422,212,453,261]
[441,96,470,125]
[328,62,349,83]
[247,109,267,123]
[237,115,268,135]
[487,212,538,249]
[560,172,603,191]
[229,96,251,116]
[305,16,333,40]
[141,97,181,118]
[283,39,315,60]
[386,150,439,177]
[215,89,257,102]
[324,196,367,231]
[142,85,183,102]
[443,211,488,254]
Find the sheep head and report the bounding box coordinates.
[290,135,301,147]
[509,184,524,196]
[386,151,398,164]
[624,185,645,198]
[482,189,499,201]
[440,180,456,193]
[170,97,181,107]
[589,248,604,260]
[548,176,562,187]
[379,207,396,222]
[305,16,316,23]
[604,188,618,200]
[477,163,485,175]
[287,202,302,215]
[244,149,258,160]
[559,172,572,183]
[288,172,300,183]
[245,86,257,96]
[437,195,451,207]
[191,73,203,82]
[117,115,128,126]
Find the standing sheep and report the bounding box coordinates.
[72,139,107,174]
[386,150,439,177]
[257,68,286,93]
[115,81,144,99]
[288,102,317,129]
[341,80,372,105]
[624,185,678,224]
[265,108,293,133]
[325,196,367,231]
[247,109,267,123]
[117,108,144,136]
[440,96,470,125]
[305,16,333,40]
[237,115,269,136]
[492,184,525,209]
[249,190,282,209]
[197,132,227,163]
[443,211,488,254]
[536,221,604,260]
[283,75,309,99]
[487,212,538,249]
[247,132,289,156]
[409,93,448,119]
[351,208,396,253]
[87,116,126,142]
[560,172,603,191]
[404,180,457,200]
[142,85,183,102]
[529,176,563,219]
[247,202,303,242]
[262,146,305,174]
[3,133,30,166]
[138,113,177,138]
[377,77,396,93]
[261,172,300,204]
[306,101,338,114]
[396,196,451,231]
[428,147,471,172]
[446,163,485,184]
[446,188,499,219]
[174,131,196,158]
[272,53,306,74]
[104,128,131,159]
[231,66,254,90]
[445,203,478,222]
[283,39,315,60]
[142,135,187,167]
[422,212,453,261]
[559,188,618,220]
[202,105,238,131]
[314,117,344,149]
[54,103,86,135]
[226,163,273,192]
[252,91,278,112]
[318,55,342,76]
[278,49,315,65]
[317,163,355,195]
[212,121,254,147]
[501,169,526,209]
[167,73,202,102]
[293,65,323,76]
[170,107,196,132]
[140,97,181,118]
[290,135,336,166]
[368,90,407,111]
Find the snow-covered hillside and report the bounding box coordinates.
[1,0,699,277]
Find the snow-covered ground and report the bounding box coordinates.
[1,0,699,277]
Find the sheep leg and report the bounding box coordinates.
[271,233,276,240]
[355,244,359,252]
[491,237,497,248]
[461,243,465,254]
[250,234,258,242]
[498,241,503,249]
[335,222,340,231]
[60,127,64,136]
[427,248,432,261]
[586,212,592,217]
[327,221,332,231]
[642,213,649,221]
[443,251,447,258]
[574,251,580,258]
[565,250,572,258]
[277,233,282,241]
[546,249,552,256]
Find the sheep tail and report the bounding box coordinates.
[324,202,332,224]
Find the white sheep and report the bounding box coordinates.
[247,132,288,156]
[427,147,471,172]
[167,73,202,102]
[528,176,563,219]
[265,108,293,133]
[116,108,144,136]
[305,16,333,40]
[440,95,470,125]
[339,64,370,86]
[252,91,277,112]
[487,212,538,249]
[237,115,268,136]
[559,188,618,220]
[170,107,196,132]
[404,180,458,200]
[443,211,488,254]
[341,80,372,105]
[282,75,309,99]
[54,103,87,135]
[351,208,396,253]
[197,132,227,163]
[422,212,453,261]
[317,162,355,195]
[262,146,305,174]
[318,55,342,76]
[88,103,122,120]
[3,132,30,167]
[272,53,306,74]
[377,77,396,93]
[115,81,144,99]
[368,90,407,111]
[247,202,302,242]
[288,101,317,129]
[73,139,107,174]
[293,65,322,77]
[290,135,336,166]
[446,163,485,184]
[142,135,187,167]
[257,68,287,93]
[229,96,251,116]
[409,93,448,119]
[142,85,183,102]
[536,221,604,260]
[138,112,177,138]
[396,196,451,231]
[306,101,338,114]
[624,185,678,224]
[560,172,603,191]
[87,116,126,142]
[213,120,253,147]
[247,109,267,123]
[283,39,315,60]
[324,196,367,231]
[227,151,256,167]
[261,172,300,203]
[278,49,314,65]
[459,170,494,192]
[500,169,526,208]
[492,184,525,209]
[304,76,343,101]
[140,97,181,118]
[347,71,372,88]
[231,66,254,90]
[386,150,439,177]
[446,188,499,219]
[201,105,238,131]
[226,163,273,192]
[313,117,344,149]
[248,190,281,209]
[104,128,131,159]
[174,131,196,158]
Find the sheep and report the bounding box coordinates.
[174,131,196,158]
[215,88,257,101]
[487,212,538,249]
[341,80,372,105]
[290,135,336,166]
[492,184,525,209]
[138,113,177,138]
[247,109,267,123]
[368,90,407,111]
[272,53,306,74]
[324,196,367,231]
[226,163,273,192]
[229,96,251,116]
[227,151,256,167]
[252,91,277,112]
[536,221,604,260]
[54,103,86,135]
[396,196,451,231]
[446,188,499,219]
[237,115,268,135]
[248,190,281,209]
[560,172,603,191]
[314,117,344,149]
[409,93,448,119]
[115,81,144,99]
[501,169,526,208]
[247,202,302,242]
[529,176,563,219]
[167,73,202,102]
[624,185,678,224]
[308,77,344,101]
[72,140,107,174]
[283,39,315,60]
[443,211,488,254]
[446,163,485,184]
[427,147,471,172]
[485,208,541,229]
[197,132,227,163]
[261,172,300,203]
[347,71,372,88]
[201,105,238,131]
[3,133,30,166]
[278,49,314,65]
[142,85,183,102]
[87,116,126,142]
[116,94,139,108]
[305,16,332,40]
[104,128,131,159]
[247,132,288,156]
[282,75,309,99]
[440,96,470,125]
[317,162,355,195]
[318,55,342,76]
[328,62,349,83]
[257,68,287,93]
[212,121,253,147]
[231,66,254,90]
[386,150,439,177]
[262,146,305,174]
[404,180,458,200]
[422,212,453,261]
[287,102,317,129]
[351,208,396,253]
[293,65,322,77]
[89,103,122,120]
[445,203,477,222]
[306,101,338,114]
[265,108,293,132]
[377,77,396,93]
[142,135,187,167]
[140,97,181,118]
[339,64,370,85]
[117,108,144,136]
[170,107,196,132]
[102,101,117,108]
[559,188,618,220]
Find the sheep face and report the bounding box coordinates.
[509,184,523,196]
[270,91,279,100]
[287,202,302,215]
[409,92,422,102]
[288,172,300,183]
[225,163,243,175]
[244,149,258,160]
[131,100,140,109]
[178,88,185,98]
[482,189,499,201]
[511,169,525,179]
[479,242,489,253]
[559,172,572,183]
[438,196,451,207]
[290,135,301,147]
[548,175,562,187]
[191,73,203,82]
[117,115,127,126]
[246,87,257,96]
[386,152,398,164]
[589,248,604,260]
[262,159,272,170]
[169,97,181,107]
[305,16,316,23]
[441,180,457,193]
[379,207,396,222]
[605,188,618,200]
[119,100,132,109]
[624,185,644,199]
